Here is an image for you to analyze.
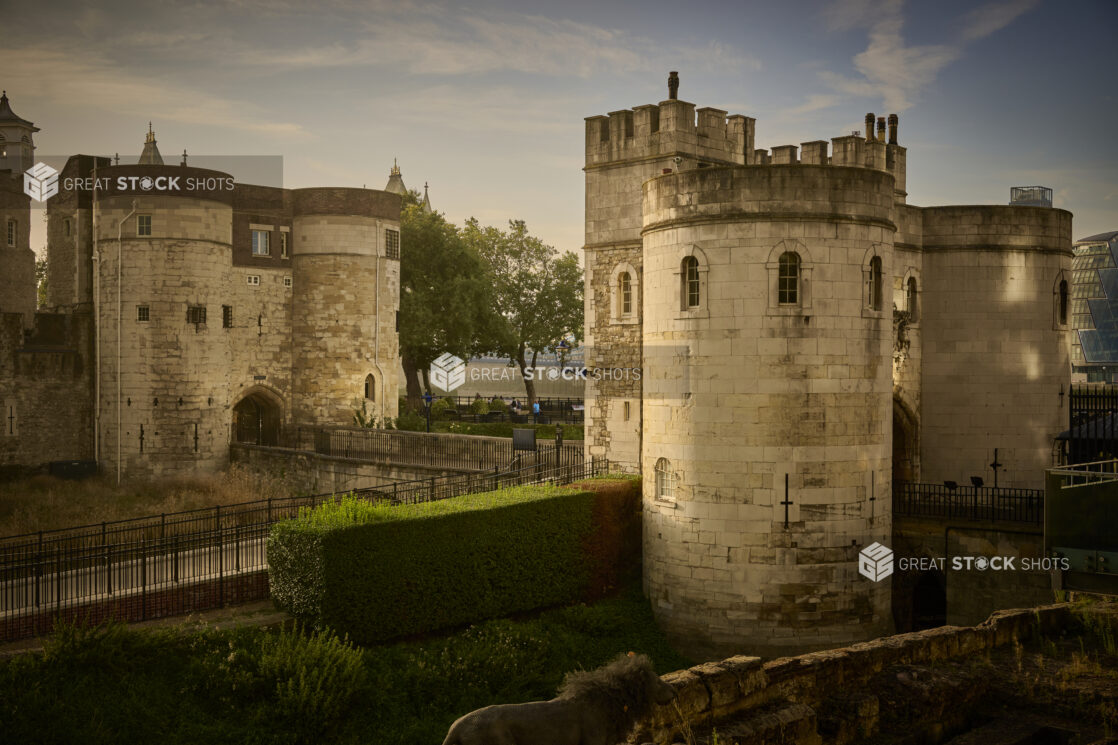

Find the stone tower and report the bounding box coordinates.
[583,73,755,472]
[0,91,38,326]
[585,77,1071,659]
[290,188,401,428]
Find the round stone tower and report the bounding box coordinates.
[94,164,236,478]
[918,205,1072,488]
[290,188,401,428]
[640,164,896,659]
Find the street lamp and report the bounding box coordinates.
[423,392,434,433]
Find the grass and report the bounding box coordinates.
[0,583,691,745]
[0,465,294,537]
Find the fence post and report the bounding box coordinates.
[217,505,224,607]
[429,477,435,502]
[34,531,42,610]
[141,537,147,621]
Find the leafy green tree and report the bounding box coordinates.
[462,218,583,405]
[35,256,48,309]
[398,193,495,410]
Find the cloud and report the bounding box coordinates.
[230,7,759,78]
[0,46,311,139]
[960,0,1041,42]
[821,0,1038,112]
[784,94,843,116]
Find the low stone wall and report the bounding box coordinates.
[230,444,474,495]
[634,604,1072,745]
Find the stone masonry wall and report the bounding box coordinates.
[638,165,896,659]
[920,206,1072,488]
[632,604,1073,745]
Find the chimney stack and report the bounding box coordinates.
[876,117,886,143]
[865,113,875,142]
[887,114,898,145]
[668,71,679,100]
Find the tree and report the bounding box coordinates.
[462,218,583,405]
[35,256,48,309]
[398,193,495,410]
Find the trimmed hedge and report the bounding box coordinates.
[267,478,640,644]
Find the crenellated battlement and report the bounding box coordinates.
[585,99,754,168]
[585,96,908,201]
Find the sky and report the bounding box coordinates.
[3,0,1116,258]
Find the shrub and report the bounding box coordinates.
[429,397,454,418]
[487,398,508,414]
[469,397,489,415]
[268,478,640,645]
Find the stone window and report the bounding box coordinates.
[906,276,918,319]
[246,275,260,286]
[251,230,270,256]
[683,257,700,308]
[0,134,5,159]
[1059,280,1069,326]
[186,305,207,325]
[280,231,289,259]
[778,252,800,304]
[222,305,233,329]
[623,400,631,421]
[137,215,152,236]
[675,247,709,318]
[64,218,71,237]
[6,218,14,247]
[283,276,292,288]
[385,228,400,260]
[364,374,376,401]
[655,457,675,501]
[866,255,883,311]
[610,262,639,324]
[137,305,149,322]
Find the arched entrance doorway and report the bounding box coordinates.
[892,397,918,483]
[233,389,283,446]
[912,569,947,630]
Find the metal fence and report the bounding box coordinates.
[437,396,584,424]
[893,481,1044,524]
[0,457,609,641]
[1063,385,1118,465]
[287,426,583,471]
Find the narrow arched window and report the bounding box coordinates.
[682,256,700,308]
[906,276,918,318]
[1059,280,1069,326]
[869,256,883,311]
[655,457,674,501]
[364,373,375,401]
[778,252,800,304]
[0,134,6,159]
[619,272,632,315]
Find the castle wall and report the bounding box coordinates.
[0,173,36,325]
[639,165,895,659]
[919,206,1072,488]
[94,189,235,478]
[0,311,95,473]
[290,188,400,428]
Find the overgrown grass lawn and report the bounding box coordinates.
[0,585,690,745]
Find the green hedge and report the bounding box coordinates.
[267,479,639,644]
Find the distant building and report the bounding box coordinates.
[0,92,404,478]
[1071,231,1118,381]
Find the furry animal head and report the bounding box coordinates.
[556,653,676,733]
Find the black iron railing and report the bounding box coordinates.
[0,457,608,641]
[1064,384,1118,465]
[893,481,1044,524]
[289,426,583,471]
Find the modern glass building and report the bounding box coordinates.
[1072,231,1118,381]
